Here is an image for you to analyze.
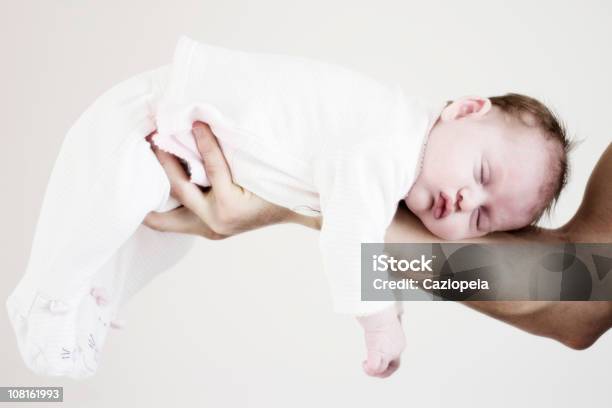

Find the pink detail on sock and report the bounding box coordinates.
[90,287,110,307]
[110,319,126,330]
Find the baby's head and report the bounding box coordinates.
[405,93,574,240]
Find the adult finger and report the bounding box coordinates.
[150,143,212,217]
[149,141,190,185]
[143,207,198,233]
[192,122,236,198]
[143,207,226,240]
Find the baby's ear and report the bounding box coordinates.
[441,96,492,121]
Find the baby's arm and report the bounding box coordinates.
[315,144,409,377]
[146,122,409,376]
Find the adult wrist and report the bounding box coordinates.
[286,211,322,230]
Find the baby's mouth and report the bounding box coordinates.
[432,192,448,219]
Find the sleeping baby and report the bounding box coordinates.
[6,35,571,379]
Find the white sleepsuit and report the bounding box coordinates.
[6,36,438,379]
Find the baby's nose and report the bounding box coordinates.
[455,191,463,211]
[456,188,478,212]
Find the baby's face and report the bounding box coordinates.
[405,97,551,240]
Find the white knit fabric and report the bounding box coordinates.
[6,66,194,379]
[6,36,439,379]
[153,36,439,315]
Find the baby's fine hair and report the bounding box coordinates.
[445,93,574,227]
[488,93,575,227]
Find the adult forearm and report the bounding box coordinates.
[295,205,611,350]
[385,204,611,349]
[463,301,612,349]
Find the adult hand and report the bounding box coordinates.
[143,122,321,238]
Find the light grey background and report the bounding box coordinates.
[1,1,610,407]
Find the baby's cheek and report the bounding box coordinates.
[403,188,430,213]
[425,217,472,241]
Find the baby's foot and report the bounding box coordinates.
[6,283,122,379]
[357,304,406,378]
